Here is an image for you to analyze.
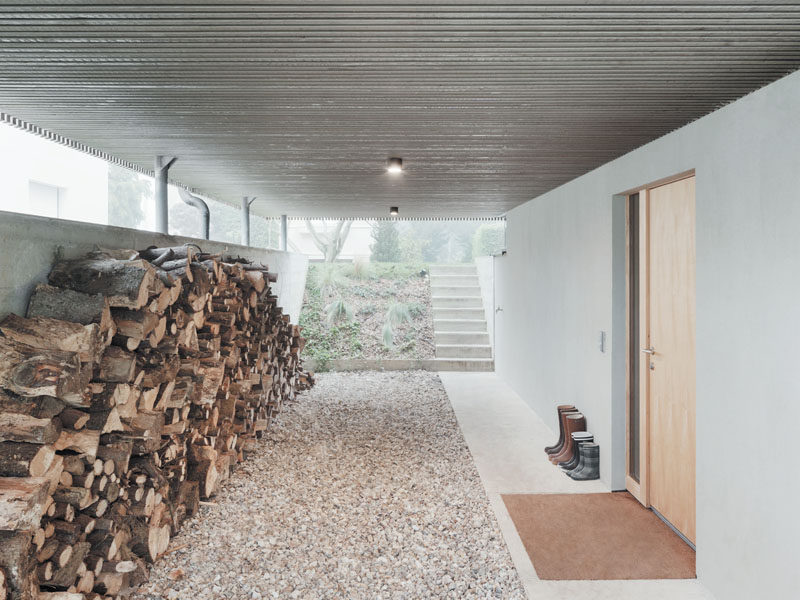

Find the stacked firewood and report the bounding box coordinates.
[0,245,314,600]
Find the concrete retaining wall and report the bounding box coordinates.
[0,210,308,323]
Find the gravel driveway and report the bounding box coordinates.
[133,371,524,599]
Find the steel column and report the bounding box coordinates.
[154,155,177,234]
[280,214,288,251]
[241,196,251,247]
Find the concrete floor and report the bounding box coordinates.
[439,372,716,600]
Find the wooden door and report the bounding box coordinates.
[627,175,696,544]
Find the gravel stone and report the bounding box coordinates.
[133,371,524,599]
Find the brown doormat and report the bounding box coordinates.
[502,492,695,580]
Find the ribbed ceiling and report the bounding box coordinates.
[0,2,799,217]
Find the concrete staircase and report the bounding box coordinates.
[430,264,493,371]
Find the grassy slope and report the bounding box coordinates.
[299,262,434,369]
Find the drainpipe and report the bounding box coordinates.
[154,155,177,234]
[280,214,288,251]
[178,188,210,240]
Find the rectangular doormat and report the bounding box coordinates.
[502,492,695,580]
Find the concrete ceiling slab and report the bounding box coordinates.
[0,2,799,217]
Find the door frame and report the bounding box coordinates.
[624,169,695,508]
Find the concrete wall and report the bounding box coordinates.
[474,255,495,346]
[495,69,800,600]
[0,210,308,324]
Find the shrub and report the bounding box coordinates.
[347,257,373,280]
[314,263,347,295]
[324,297,353,326]
[472,222,506,257]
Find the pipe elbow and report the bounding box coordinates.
[178,189,210,240]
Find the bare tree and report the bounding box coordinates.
[305,220,353,262]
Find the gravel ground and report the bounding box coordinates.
[133,371,524,600]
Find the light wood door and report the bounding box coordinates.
[647,176,696,544]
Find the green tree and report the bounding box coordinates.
[107,164,151,229]
[370,221,401,262]
[472,222,506,257]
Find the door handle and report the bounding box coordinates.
[641,347,655,355]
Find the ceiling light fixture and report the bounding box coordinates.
[386,157,403,174]
[389,206,399,216]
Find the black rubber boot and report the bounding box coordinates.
[568,443,600,480]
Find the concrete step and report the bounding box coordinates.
[436,344,493,359]
[435,331,490,345]
[433,308,486,320]
[429,275,479,287]
[433,319,487,332]
[431,296,483,308]
[432,358,494,372]
[430,264,478,276]
[430,285,481,298]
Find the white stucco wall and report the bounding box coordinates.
[495,69,800,600]
[0,211,308,324]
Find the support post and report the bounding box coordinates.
[241,197,251,247]
[154,155,177,234]
[280,214,288,251]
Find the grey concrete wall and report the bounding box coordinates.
[474,255,495,346]
[495,68,800,600]
[0,211,308,323]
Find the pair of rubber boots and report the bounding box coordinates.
[544,404,599,480]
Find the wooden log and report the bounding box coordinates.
[98,347,137,383]
[0,476,49,530]
[0,413,60,444]
[49,541,90,588]
[0,443,54,477]
[85,407,123,435]
[57,408,89,431]
[51,487,92,510]
[0,338,84,403]
[0,530,37,600]
[0,314,103,364]
[0,390,64,420]
[96,440,132,477]
[53,430,100,459]
[27,284,113,332]
[111,309,159,341]
[48,255,155,310]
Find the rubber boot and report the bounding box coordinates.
[546,409,580,457]
[550,413,586,464]
[558,432,593,470]
[568,443,600,480]
[544,404,576,453]
[562,439,591,474]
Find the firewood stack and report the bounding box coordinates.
[0,245,314,600]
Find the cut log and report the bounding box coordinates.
[0,530,37,600]
[49,541,89,588]
[0,413,60,444]
[48,255,155,310]
[27,284,113,332]
[57,408,89,431]
[53,430,100,459]
[0,314,103,364]
[0,443,54,477]
[98,347,136,383]
[0,338,84,402]
[111,309,159,341]
[0,476,49,530]
[0,390,64,420]
[51,487,92,510]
